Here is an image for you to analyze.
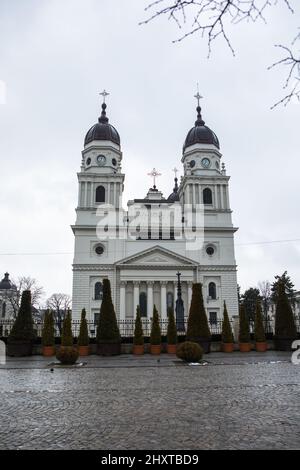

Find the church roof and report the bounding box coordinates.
[183,105,219,151]
[84,102,120,147]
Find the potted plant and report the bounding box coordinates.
[186,283,211,353]
[150,305,161,355]
[239,304,251,352]
[254,301,267,352]
[77,308,89,356]
[7,290,35,357]
[167,307,177,353]
[97,279,121,355]
[221,301,234,352]
[133,306,144,355]
[42,310,55,356]
[56,310,79,365]
[274,280,297,351]
[176,341,203,363]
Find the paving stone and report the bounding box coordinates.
[0,352,299,449]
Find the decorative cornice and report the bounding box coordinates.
[72,264,114,271]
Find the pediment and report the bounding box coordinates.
[116,246,197,267]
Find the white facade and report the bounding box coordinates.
[72,101,239,323]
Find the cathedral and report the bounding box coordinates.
[71,92,239,324]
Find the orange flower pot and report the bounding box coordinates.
[150,344,161,355]
[133,344,144,355]
[167,344,177,354]
[256,342,267,352]
[239,343,251,352]
[42,346,55,357]
[222,342,234,353]
[78,345,89,356]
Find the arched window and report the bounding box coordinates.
[96,185,105,203]
[208,282,217,300]
[94,282,103,300]
[203,188,212,205]
[167,292,174,312]
[139,292,147,317]
[1,301,6,318]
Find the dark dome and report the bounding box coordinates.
[183,106,219,151]
[167,177,180,203]
[0,272,12,290]
[84,103,120,146]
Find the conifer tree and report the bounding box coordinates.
[8,290,35,342]
[96,279,121,343]
[187,283,210,340]
[222,302,234,343]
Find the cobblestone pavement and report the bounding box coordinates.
[0,352,299,450]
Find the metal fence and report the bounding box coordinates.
[0,317,291,339]
[0,318,228,338]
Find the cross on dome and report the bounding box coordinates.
[99,89,110,103]
[147,168,161,189]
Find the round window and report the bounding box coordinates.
[86,157,91,166]
[112,158,117,166]
[189,160,196,168]
[206,245,215,256]
[95,245,104,255]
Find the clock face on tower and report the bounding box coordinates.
[201,157,211,168]
[97,154,106,166]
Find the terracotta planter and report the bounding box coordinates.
[150,344,161,355]
[78,345,89,356]
[167,344,177,354]
[274,336,296,351]
[133,344,144,355]
[7,340,32,357]
[222,342,234,353]
[97,342,121,356]
[255,342,267,352]
[239,342,251,352]
[43,346,55,357]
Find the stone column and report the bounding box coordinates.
[147,281,154,318]
[187,282,193,312]
[160,281,167,320]
[119,281,126,320]
[133,281,140,318]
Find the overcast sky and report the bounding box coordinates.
[0,0,299,304]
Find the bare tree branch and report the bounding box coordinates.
[9,276,45,317]
[141,1,299,107]
[268,39,300,108]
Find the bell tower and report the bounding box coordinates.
[77,90,124,210]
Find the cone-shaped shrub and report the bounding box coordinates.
[187,283,211,340]
[61,310,73,346]
[222,302,234,343]
[150,305,161,345]
[239,304,250,343]
[8,290,35,342]
[167,307,177,345]
[275,280,297,338]
[42,310,55,347]
[133,306,144,346]
[96,279,120,344]
[254,301,266,343]
[78,308,89,347]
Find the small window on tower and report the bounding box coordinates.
[86,157,91,166]
[96,185,105,203]
[203,188,212,205]
[112,158,117,166]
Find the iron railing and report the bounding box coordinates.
[0,318,229,338]
[0,317,291,339]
